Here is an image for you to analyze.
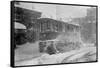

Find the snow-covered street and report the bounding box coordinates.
[15,44,96,66]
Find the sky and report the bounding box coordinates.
[15,2,91,22]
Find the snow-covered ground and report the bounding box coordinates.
[15,43,96,66]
